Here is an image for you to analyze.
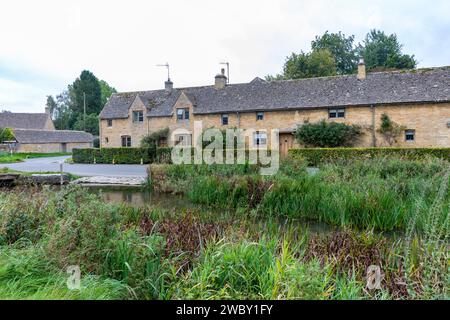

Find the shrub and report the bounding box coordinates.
[378,114,406,146]
[294,120,362,147]
[289,147,450,166]
[140,128,169,150]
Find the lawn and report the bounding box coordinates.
[0,152,71,164]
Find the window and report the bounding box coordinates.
[256,112,264,121]
[253,131,267,147]
[121,135,132,147]
[221,114,229,125]
[105,137,109,143]
[405,129,415,141]
[132,111,144,123]
[175,134,192,146]
[329,108,345,118]
[107,119,113,127]
[177,108,189,121]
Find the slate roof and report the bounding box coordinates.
[0,112,50,129]
[13,129,93,144]
[99,67,450,120]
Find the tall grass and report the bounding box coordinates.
[0,161,448,300]
[174,156,449,232]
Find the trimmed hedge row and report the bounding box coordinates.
[73,148,153,164]
[73,147,275,164]
[289,147,450,166]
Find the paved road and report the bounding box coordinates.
[1,156,148,177]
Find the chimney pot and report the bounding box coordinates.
[165,79,173,92]
[357,58,366,80]
[215,70,227,89]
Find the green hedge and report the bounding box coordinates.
[289,147,450,166]
[73,148,153,164]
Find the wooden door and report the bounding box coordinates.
[279,133,294,157]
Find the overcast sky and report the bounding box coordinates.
[0,0,449,113]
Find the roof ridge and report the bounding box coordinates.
[112,66,450,96]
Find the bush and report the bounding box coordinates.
[289,147,450,166]
[295,120,362,147]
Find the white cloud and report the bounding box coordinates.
[0,0,448,112]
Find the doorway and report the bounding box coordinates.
[61,143,67,153]
[279,133,294,157]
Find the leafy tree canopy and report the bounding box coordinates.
[0,127,15,143]
[311,31,358,75]
[48,70,116,134]
[357,29,417,71]
[268,29,417,80]
[100,80,117,108]
[268,49,336,80]
[70,70,102,115]
[73,113,100,136]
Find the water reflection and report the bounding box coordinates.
[91,187,193,209]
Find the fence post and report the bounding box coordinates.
[60,162,64,186]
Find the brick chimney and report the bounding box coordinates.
[165,79,173,92]
[45,106,51,115]
[215,68,227,89]
[357,58,366,80]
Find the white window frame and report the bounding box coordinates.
[253,131,268,148]
[329,108,345,118]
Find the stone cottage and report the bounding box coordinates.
[99,61,450,155]
[0,109,93,153]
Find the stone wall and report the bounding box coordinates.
[17,142,92,153]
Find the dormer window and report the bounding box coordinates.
[256,112,264,121]
[132,111,144,123]
[177,108,189,121]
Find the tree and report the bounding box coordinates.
[73,113,100,136]
[311,31,358,75]
[45,95,57,118]
[99,80,117,108]
[70,70,102,115]
[377,113,406,146]
[53,91,76,130]
[270,49,337,80]
[358,30,417,71]
[0,127,15,143]
[294,120,362,147]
